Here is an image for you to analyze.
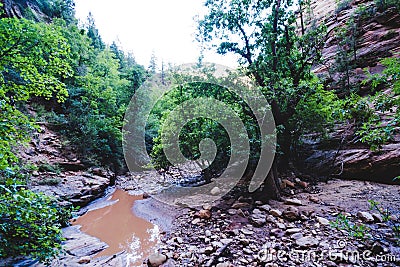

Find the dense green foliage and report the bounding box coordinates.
[196,0,328,167]
[63,27,145,170]
[194,0,399,161]
[0,3,75,262]
[33,15,147,171]
[148,70,264,177]
[0,9,71,171]
[356,57,400,150]
[375,0,400,11]
[329,0,400,151]
[0,0,145,261]
[0,2,146,171]
[0,180,72,262]
[0,0,398,261]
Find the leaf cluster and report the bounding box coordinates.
[0,179,72,263]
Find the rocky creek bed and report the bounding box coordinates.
[3,174,400,267]
[107,174,400,267]
[5,124,400,266]
[152,178,400,267]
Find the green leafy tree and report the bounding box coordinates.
[356,57,400,151]
[40,17,146,173]
[61,41,145,174]
[197,0,327,199]
[148,51,158,74]
[150,71,263,180]
[65,49,127,168]
[85,13,105,51]
[0,12,72,171]
[0,5,73,262]
[0,180,71,263]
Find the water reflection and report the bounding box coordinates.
[72,189,160,266]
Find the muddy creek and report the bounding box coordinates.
[72,189,160,265]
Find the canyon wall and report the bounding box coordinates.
[297,0,400,183]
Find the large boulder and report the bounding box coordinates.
[296,126,400,183]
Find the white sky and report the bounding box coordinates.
[74,0,239,69]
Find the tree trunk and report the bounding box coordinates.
[259,0,283,201]
[242,0,284,201]
[261,159,281,200]
[278,126,292,170]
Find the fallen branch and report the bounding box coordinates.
[204,240,232,267]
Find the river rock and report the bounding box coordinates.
[212,241,224,248]
[291,232,304,240]
[270,228,283,236]
[203,204,212,210]
[221,238,233,245]
[296,236,319,247]
[148,253,167,267]
[232,202,251,209]
[270,209,282,217]
[161,259,176,267]
[253,208,262,214]
[198,209,211,219]
[210,187,221,195]
[357,211,374,223]
[204,246,214,255]
[227,209,237,215]
[63,226,108,257]
[77,256,91,264]
[192,218,201,224]
[285,198,302,206]
[250,213,267,227]
[285,228,302,235]
[276,222,286,230]
[259,204,271,212]
[317,216,330,226]
[298,181,309,188]
[250,209,266,225]
[309,196,320,203]
[283,206,300,221]
[372,213,383,223]
[282,179,295,188]
[216,263,233,267]
[240,228,254,235]
[205,230,212,237]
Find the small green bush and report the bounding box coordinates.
[0,180,71,263]
[37,177,61,186]
[331,213,370,239]
[357,57,400,150]
[375,0,400,11]
[336,0,353,13]
[38,163,61,174]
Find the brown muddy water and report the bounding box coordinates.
[72,189,161,265]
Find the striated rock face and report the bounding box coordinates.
[19,111,113,207]
[295,1,400,183]
[1,0,51,21]
[297,125,400,183]
[310,0,400,88]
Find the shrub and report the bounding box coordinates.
[0,180,71,263]
[375,0,400,11]
[38,163,61,175]
[336,0,353,13]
